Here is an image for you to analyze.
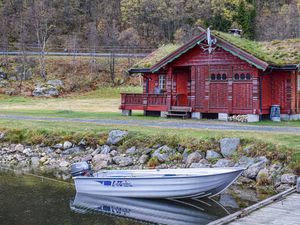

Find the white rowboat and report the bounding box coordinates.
[71,163,244,199]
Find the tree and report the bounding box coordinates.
[30,1,56,79]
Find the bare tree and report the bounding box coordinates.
[87,21,99,76]
[30,1,55,79]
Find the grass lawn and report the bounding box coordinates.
[0,118,299,169]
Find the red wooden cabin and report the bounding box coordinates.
[120,31,300,122]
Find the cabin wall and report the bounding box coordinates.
[171,46,259,114]
[261,71,293,114]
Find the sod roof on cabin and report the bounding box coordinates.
[215,31,300,66]
[132,31,300,70]
[132,44,181,69]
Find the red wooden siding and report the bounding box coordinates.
[232,83,253,109]
[209,83,228,109]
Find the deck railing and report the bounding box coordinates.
[121,93,167,108]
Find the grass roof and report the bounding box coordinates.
[132,31,300,70]
[214,31,300,66]
[132,44,181,69]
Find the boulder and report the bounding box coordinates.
[206,150,221,160]
[126,146,137,155]
[152,145,175,163]
[107,130,128,145]
[15,144,24,153]
[219,193,239,208]
[256,168,270,184]
[109,150,118,157]
[53,143,63,149]
[32,85,60,97]
[214,159,234,168]
[31,157,40,167]
[235,156,255,168]
[99,145,111,154]
[0,80,9,87]
[243,161,266,179]
[92,154,112,165]
[59,161,70,168]
[189,162,210,168]
[186,151,202,166]
[220,138,240,157]
[281,174,297,185]
[0,132,5,140]
[61,146,83,155]
[63,141,73,149]
[139,154,149,164]
[113,156,133,167]
[276,184,293,192]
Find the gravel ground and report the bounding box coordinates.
[0,114,300,134]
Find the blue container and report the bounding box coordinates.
[270,105,280,122]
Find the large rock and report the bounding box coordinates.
[219,193,239,208]
[256,168,270,184]
[152,145,175,163]
[99,145,111,154]
[31,157,40,168]
[59,160,70,168]
[206,150,221,160]
[243,161,266,179]
[214,159,234,168]
[235,156,255,168]
[63,141,73,149]
[107,130,128,145]
[220,138,240,157]
[186,151,202,166]
[15,144,24,153]
[281,174,297,185]
[92,154,112,165]
[33,85,60,97]
[61,146,84,155]
[139,154,149,164]
[126,146,137,155]
[113,156,133,167]
[0,80,9,87]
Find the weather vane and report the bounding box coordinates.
[200,27,217,54]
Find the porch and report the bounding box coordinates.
[120,93,168,111]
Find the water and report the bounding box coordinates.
[0,169,262,225]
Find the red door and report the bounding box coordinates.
[175,71,190,106]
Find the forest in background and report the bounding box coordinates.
[0,0,299,94]
[0,0,300,52]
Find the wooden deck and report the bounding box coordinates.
[209,186,300,225]
[228,193,300,225]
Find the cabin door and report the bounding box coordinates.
[173,69,190,106]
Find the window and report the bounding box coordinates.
[234,73,252,80]
[159,74,166,90]
[211,73,216,80]
[211,73,227,81]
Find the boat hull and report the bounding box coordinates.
[73,168,244,199]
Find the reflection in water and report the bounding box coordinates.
[70,193,230,225]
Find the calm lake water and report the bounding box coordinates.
[0,169,262,225]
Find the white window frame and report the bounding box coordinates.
[159,74,166,90]
[297,75,300,91]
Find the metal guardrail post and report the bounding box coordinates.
[297,177,300,193]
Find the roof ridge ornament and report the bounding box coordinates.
[201,27,217,54]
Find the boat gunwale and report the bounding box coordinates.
[72,168,245,180]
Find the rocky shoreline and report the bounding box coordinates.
[0,130,298,197]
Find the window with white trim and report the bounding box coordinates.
[297,75,300,91]
[159,74,166,90]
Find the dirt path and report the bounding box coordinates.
[1,114,300,134]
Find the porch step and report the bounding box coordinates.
[166,106,192,118]
[166,112,189,118]
[170,106,192,112]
